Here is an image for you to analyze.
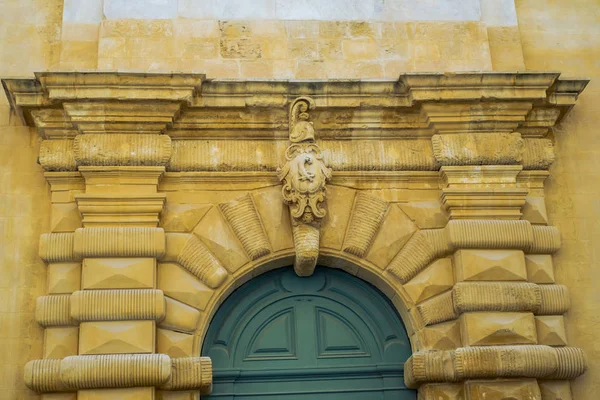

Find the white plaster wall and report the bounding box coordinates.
[93,0,517,24]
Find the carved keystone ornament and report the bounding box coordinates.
[278,97,332,277]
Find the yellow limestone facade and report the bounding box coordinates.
[0,1,598,400]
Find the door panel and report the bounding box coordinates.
[203,267,415,399]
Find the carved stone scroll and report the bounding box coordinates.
[278,97,332,276]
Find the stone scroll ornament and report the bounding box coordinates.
[278,97,332,277]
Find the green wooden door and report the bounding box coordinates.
[202,267,415,399]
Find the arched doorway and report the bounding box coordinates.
[202,266,415,399]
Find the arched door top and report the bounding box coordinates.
[202,266,415,399]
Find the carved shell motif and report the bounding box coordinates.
[277,144,332,224]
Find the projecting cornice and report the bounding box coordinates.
[2,71,588,139]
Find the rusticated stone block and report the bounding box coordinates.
[40,233,76,263]
[44,327,78,359]
[322,139,437,171]
[536,316,568,346]
[405,345,587,388]
[343,192,389,258]
[74,134,171,166]
[193,207,249,273]
[538,285,570,315]
[252,186,294,252]
[51,203,83,232]
[418,383,463,400]
[157,263,213,310]
[39,140,77,171]
[413,320,461,351]
[160,357,212,393]
[432,132,523,166]
[404,258,454,304]
[529,225,561,254]
[79,321,155,355]
[163,233,229,289]
[60,354,171,389]
[454,249,527,281]
[453,282,541,313]
[464,379,541,400]
[82,258,156,289]
[70,289,166,322]
[522,138,555,170]
[388,229,450,284]
[78,388,155,400]
[398,201,448,230]
[218,193,271,260]
[366,204,417,269]
[41,393,78,400]
[24,359,68,393]
[161,203,211,233]
[36,295,77,327]
[159,297,202,333]
[522,196,549,225]
[460,312,537,346]
[416,291,458,326]
[539,380,572,400]
[157,329,195,358]
[446,220,534,250]
[525,254,555,284]
[73,228,166,259]
[291,223,320,277]
[47,263,81,294]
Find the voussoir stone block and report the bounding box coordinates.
[161,203,212,232]
[157,329,195,358]
[366,203,417,269]
[79,321,155,355]
[343,192,389,258]
[82,258,156,289]
[413,320,461,351]
[460,312,537,346]
[404,258,453,304]
[157,262,214,310]
[454,249,527,281]
[159,297,202,333]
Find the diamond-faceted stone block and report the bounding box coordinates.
[413,320,461,351]
[44,327,78,359]
[536,315,568,346]
[161,203,212,232]
[454,249,527,282]
[526,254,555,284]
[460,312,537,346]
[404,258,453,304]
[157,263,214,310]
[82,258,156,289]
[79,321,155,354]
[157,328,195,358]
[47,263,81,294]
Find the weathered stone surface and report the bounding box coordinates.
[536,316,568,346]
[432,132,523,165]
[366,204,417,268]
[464,379,542,400]
[157,329,194,358]
[404,258,453,304]
[460,312,537,346]
[44,327,78,359]
[157,263,213,310]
